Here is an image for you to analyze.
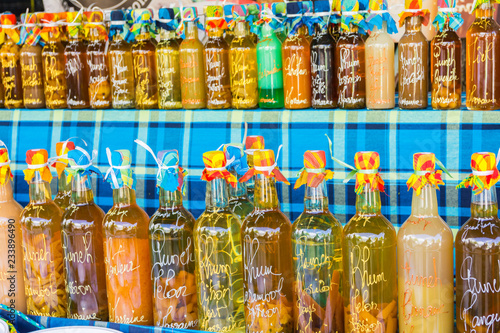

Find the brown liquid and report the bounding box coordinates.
[64,36,90,109]
[20,44,45,108]
[0,38,24,109]
[108,36,135,109]
[311,28,337,109]
[42,38,68,109]
[132,31,158,109]
[87,37,111,109]
[204,29,232,109]
[398,16,428,109]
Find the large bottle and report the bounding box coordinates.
[131,9,158,109]
[108,10,135,109]
[61,147,108,320]
[103,149,153,325]
[466,1,500,110]
[204,5,232,109]
[397,153,454,332]
[244,135,265,203]
[0,13,24,109]
[195,151,245,331]
[53,141,75,211]
[20,149,67,317]
[157,8,182,109]
[20,13,45,108]
[179,8,206,109]
[0,146,26,312]
[292,150,343,332]
[85,11,111,109]
[240,149,294,333]
[456,152,500,333]
[342,152,397,333]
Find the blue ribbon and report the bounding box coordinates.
[365,11,398,34]
[224,144,249,176]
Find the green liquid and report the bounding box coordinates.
[258,87,285,108]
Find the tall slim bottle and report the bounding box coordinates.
[466,1,500,110]
[103,149,153,325]
[20,13,45,108]
[62,148,108,320]
[20,149,67,317]
[292,150,343,332]
[342,152,397,333]
[204,5,232,109]
[397,153,454,332]
[240,149,294,333]
[53,141,75,211]
[244,135,265,203]
[108,10,135,109]
[0,147,26,312]
[456,152,500,333]
[195,151,245,331]
[0,14,24,109]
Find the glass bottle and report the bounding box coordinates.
[204,21,232,109]
[397,184,454,332]
[365,23,395,109]
[343,185,397,333]
[194,172,245,331]
[229,21,258,109]
[282,25,312,109]
[64,19,90,109]
[157,30,182,109]
[180,21,206,109]
[456,189,500,332]
[398,16,428,109]
[431,21,461,110]
[257,22,285,108]
[311,21,337,108]
[108,25,135,109]
[103,186,154,325]
[132,26,158,109]
[62,171,108,320]
[150,188,198,328]
[225,145,254,221]
[54,168,71,211]
[465,2,500,110]
[0,77,4,107]
[20,155,67,317]
[292,181,343,332]
[0,21,24,109]
[336,25,366,109]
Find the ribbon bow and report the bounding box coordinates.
[135,139,188,195]
[23,149,55,183]
[246,4,261,35]
[37,13,63,42]
[157,8,178,32]
[228,5,247,30]
[20,12,42,46]
[254,3,284,36]
[398,0,430,27]
[222,144,249,176]
[130,9,157,39]
[365,0,398,34]
[52,140,76,183]
[433,0,463,31]
[201,151,238,188]
[104,149,135,190]
[240,146,290,185]
[0,13,21,44]
[65,10,84,38]
[175,7,204,39]
[341,0,370,32]
[65,146,101,180]
[283,2,314,36]
[83,11,108,40]
[457,150,500,195]
[295,150,334,189]
[205,5,228,31]
[406,153,451,195]
[330,0,342,24]
[0,141,13,185]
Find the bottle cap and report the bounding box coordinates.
[353,151,385,193]
[0,146,13,185]
[458,152,500,194]
[240,148,289,184]
[407,153,445,195]
[201,150,237,187]
[295,150,334,189]
[104,149,135,190]
[24,149,53,183]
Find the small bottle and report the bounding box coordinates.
[39,13,68,109]
[103,149,154,325]
[53,141,75,211]
[85,11,112,109]
[0,146,26,313]
[229,18,258,109]
[292,150,343,332]
[456,152,500,333]
[21,149,67,317]
[466,1,500,110]
[195,151,245,331]
[244,135,265,203]
[131,9,158,109]
[0,13,24,109]
[204,5,232,109]
[157,8,182,109]
[397,153,454,332]
[239,149,294,333]
[62,147,108,321]
[20,13,45,108]
[64,11,90,109]
[179,8,206,109]
[108,10,135,109]
[342,152,397,333]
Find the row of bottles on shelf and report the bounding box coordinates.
[0,0,499,111]
[0,135,499,332]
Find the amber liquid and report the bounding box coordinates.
[42,35,68,109]
[180,22,206,109]
[64,35,90,109]
[205,29,232,109]
[132,31,158,109]
[0,38,24,109]
[157,32,181,109]
[87,33,111,109]
[20,44,45,108]
[466,6,500,110]
[282,26,312,109]
[108,36,135,109]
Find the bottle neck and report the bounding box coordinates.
[0,181,14,202]
[48,28,61,43]
[58,172,71,193]
[228,170,248,199]
[254,174,279,210]
[89,26,106,41]
[208,27,224,38]
[355,185,382,215]
[206,178,229,209]
[405,16,423,32]
[135,26,151,41]
[112,187,136,206]
[68,30,84,41]
[185,21,198,39]
[304,181,329,213]
[159,188,183,208]
[261,23,274,38]
[411,184,439,217]
[234,21,248,38]
[29,172,52,204]
[159,29,175,41]
[471,188,499,219]
[71,172,94,205]
[113,33,124,42]
[475,3,493,18]
[372,22,388,34]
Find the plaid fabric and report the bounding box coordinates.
[0,107,499,230]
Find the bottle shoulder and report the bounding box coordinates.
[103,203,150,225]
[365,32,395,47]
[456,217,500,247]
[195,208,242,229]
[149,206,196,230]
[242,209,291,232]
[21,200,64,224]
[292,211,343,240]
[398,215,453,243]
[344,213,396,242]
[62,202,105,227]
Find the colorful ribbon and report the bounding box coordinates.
[245,135,265,168]
[406,153,450,195]
[471,0,495,13]
[240,146,290,185]
[310,0,332,32]
[227,5,248,30]
[83,11,108,40]
[205,5,228,31]
[341,0,369,32]
[37,12,61,42]
[175,7,204,39]
[0,13,21,44]
[65,146,101,179]
[283,1,314,36]
[66,10,84,38]
[365,0,398,34]
[398,0,430,27]
[201,150,238,188]
[23,149,54,183]
[254,3,284,35]
[157,8,178,32]
[223,143,249,176]
[246,4,261,35]
[330,0,342,24]
[0,141,13,185]
[433,0,463,31]
[130,8,157,39]
[20,12,42,46]
[457,151,500,195]
[295,150,334,189]
[52,140,76,182]
[104,149,135,190]
[224,4,235,29]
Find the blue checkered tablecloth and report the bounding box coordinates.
[0,107,499,229]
